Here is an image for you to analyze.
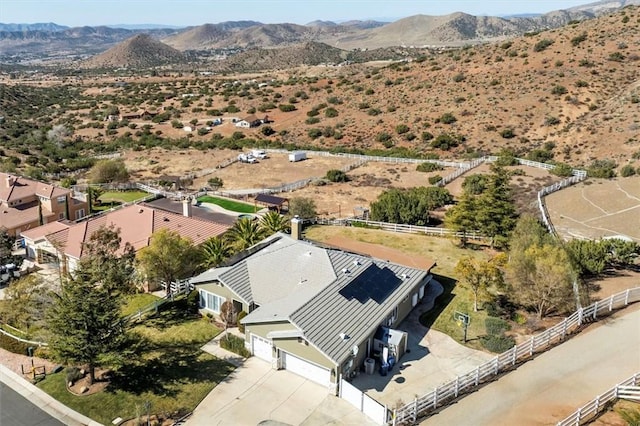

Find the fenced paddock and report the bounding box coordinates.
[556,373,640,426]
[545,177,640,242]
[391,287,640,425]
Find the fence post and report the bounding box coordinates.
[594,395,600,412]
[493,357,499,375]
[454,376,459,397]
[511,346,517,366]
[578,308,583,326]
[475,366,480,386]
[433,387,438,409]
[529,336,535,356]
[561,320,568,340]
[609,296,614,312]
[625,289,630,305]
[593,301,598,320]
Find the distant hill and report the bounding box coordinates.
[82,33,186,68]
[214,41,347,72]
[0,22,68,32]
[1,0,639,62]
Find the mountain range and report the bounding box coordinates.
[0,0,638,64]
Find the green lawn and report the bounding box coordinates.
[197,195,258,213]
[37,298,231,425]
[121,293,162,317]
[99,190,150,203]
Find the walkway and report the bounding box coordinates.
[422,307,640,425]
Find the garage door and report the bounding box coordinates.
[252,335,272,362]
[281,352,330,387]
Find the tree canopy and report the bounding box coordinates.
[370,186,452,226]
[288,197,317,219]
[88,159,130,184]
[445,165,517,247]
[136,229,200,295]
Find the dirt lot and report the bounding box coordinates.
[123,148,455,217]
[546,177,640,242]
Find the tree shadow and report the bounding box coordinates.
[108,337,233,397]
[419,274,456,328]
[141,298,200,330]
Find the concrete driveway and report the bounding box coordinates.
[350,280,493,408]
[186,357,374,426]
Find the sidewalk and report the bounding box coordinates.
[0,364,102,426]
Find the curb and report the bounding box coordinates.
[0,364,103,426]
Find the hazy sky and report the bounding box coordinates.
[1,0,594,27]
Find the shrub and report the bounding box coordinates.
[305,117,320,125]
[500,128,516,139]
[219,334,251,357]
[485,317,511,336]
[278,104,296,112]
[66,366,84,385]
[416,162,444,173]
[0,333,30,355]
[495,149,519,166]
[452,73,465,82]
[620,164,637,177]
[587,159,617,178]
[551,163,574,177]
[237,311,248,333]
[481,335,516,353]
[326,169,349,182]
[439,112,457,124]
[544,116,561,126]
[533,38,554,52]
[395,124,410,134]
[527,149,554,163]
[307,128,322,139]
[430,133,462,150]
[428,175,443,185]
[608,52,625,62]
[571,33,587,46]
[421,131,434,142]
[325,107,339,118]
[376,132,392,143]
[551,85,568,95]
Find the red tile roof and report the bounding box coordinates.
[45,204,230,259]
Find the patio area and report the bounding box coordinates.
[349,279,493,408]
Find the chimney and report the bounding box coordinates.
[291,215,302,240]
[6,175,15,188]
[182,198,192,218]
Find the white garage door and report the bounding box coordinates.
[252,335,272,362]
[282,352,330,387]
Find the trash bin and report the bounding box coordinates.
[365,358,375,375]
[388,356,395,368]
[380,362,389,376]
[27,346,34,357]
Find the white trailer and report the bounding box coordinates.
[288,151,306,162]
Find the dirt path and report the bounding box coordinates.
[0,346,58,380]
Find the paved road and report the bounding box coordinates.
[422,307,640,426]
[0,381,64,426]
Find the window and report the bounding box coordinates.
[59,213,65,220]
[201,291,224,313]
[75,209,85,220]
[57,196,66,204]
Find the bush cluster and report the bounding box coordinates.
[219,334,251,357]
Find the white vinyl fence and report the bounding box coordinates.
[340,378,389,425]
[391,287,640,425]
[557,373,640,426]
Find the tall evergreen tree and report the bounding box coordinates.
[48,265,125,384]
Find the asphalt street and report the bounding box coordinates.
[0,381,64,426]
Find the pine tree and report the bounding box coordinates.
[48,271,125,384]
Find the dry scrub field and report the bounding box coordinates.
[546,177,640,243]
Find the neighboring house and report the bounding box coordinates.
[21,202,230,278]
[191,227,435,393]
[235,115,262,128]
[0,173,88,238]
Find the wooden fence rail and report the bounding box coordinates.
[556,373,640,426]
[392,287,640,425]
